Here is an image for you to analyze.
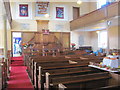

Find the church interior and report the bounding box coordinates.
[0,0,120,89]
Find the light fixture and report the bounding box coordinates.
[107,21,111,26]
[44,14,49,18]
[77,0,82,5]
[96,31,100,34]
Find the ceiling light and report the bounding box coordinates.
[96,31,100,34]
[45,14,49,18]
[77,0,82,5]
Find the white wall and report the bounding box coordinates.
[71,24,119,51]
[71,31,80,48]
[0,0,5,48]
[71,31,91,49]
[109,26,119,49]
[10,1,98,50]
[10,2,96,32]
[0,0,11,50]
[90,31,98,51]
[10,2,37,31]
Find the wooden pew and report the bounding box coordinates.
[26,56,66,79]
[46,72,111,89]
[37,64,89,89]
[42,66,97,88]
[97,85,120,90]
[32,57,102,84]
[24,51,104,70]
[24,52,103,88]
[27,54,103,72]
[35,58,102,89]
[0,61,7,89]
[34,60,88,88]
[26,55,102,85]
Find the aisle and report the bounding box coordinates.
[7,57,34,90]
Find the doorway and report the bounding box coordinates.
[12,32,22,57]
[73,7,80,20]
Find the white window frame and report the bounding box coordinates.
[97,0,107,9]
[98,30,107,48]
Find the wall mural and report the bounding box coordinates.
[13,37,22,55]
[36,2,49,16]
[19,4,28,17]
[56,7,64,19]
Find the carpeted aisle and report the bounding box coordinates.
[7,56,34,90]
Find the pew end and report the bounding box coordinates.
[58,83,67,90]
[45,72,50,89]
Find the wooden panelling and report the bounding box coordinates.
[70,2,118,30]
[73,7,80,20]
[107,2,118,18]
[22,32,70,49]
[62,33,70,48]
[22,33,35,43]
[37,20,49,31]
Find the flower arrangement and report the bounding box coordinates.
[89,62,118,71]
[21,43,29,48]
[71,43,76,48]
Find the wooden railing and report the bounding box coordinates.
[70,2,118,30]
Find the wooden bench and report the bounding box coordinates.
[25,55,102,84]
[23,52,104,89]
[26,56,66,78]
[31,57,102,83]
[33,59,89,88]
[47,72,111,89]
[33,58,102,89]
[37,64,89,89]
[0,61,7,89]
[97,85,120,90]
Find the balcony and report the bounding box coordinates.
[70,2,118,31]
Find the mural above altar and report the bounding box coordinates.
[36,2,49,17]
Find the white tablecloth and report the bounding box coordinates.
[102,55,120,68]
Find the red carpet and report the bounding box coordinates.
[10,56,24,61]
[7,56,34,90]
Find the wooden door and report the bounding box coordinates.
[73,7,80,20]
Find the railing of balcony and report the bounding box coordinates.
[70,2,118,30]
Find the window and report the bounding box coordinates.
[97,0,107,9]
[97,0,117,9]
[98,31,107,48]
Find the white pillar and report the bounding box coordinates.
[105,7,110,55]
[3,15,8,60]
[106,23,109,55]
